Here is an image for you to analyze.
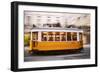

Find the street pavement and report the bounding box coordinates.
[24,46,90,62]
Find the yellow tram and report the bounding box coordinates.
[29,28,83,53]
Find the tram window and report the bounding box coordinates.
[55,32,60,41]
[72,32,77,41]
[48,32,53,41]
[61,33,66,41]
[42,32,47,41]
[32,32,38,40]
[79,33,82,41]
[67,32,71,41]
[55,36,60,41]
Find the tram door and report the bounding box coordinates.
[32,32,38,47]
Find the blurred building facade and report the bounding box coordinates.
[24,11,90,45]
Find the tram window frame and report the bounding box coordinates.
[61,32,66,41]
[72,32,77,41]
[42,32,48,41]
[55,32,60,41]
[67,32,71,41]
[32,32,38,41]
[48,32,53,41]
[79,32,83,41]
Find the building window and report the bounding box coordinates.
[72,32,77,41]
[67,32,71,41]
[48,16,51,18]
[37,16,41,18]
[37,19,41,22]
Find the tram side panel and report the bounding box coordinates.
[29,31,83,52]
[30,41,83,51]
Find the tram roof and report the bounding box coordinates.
[25,28,83,32]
